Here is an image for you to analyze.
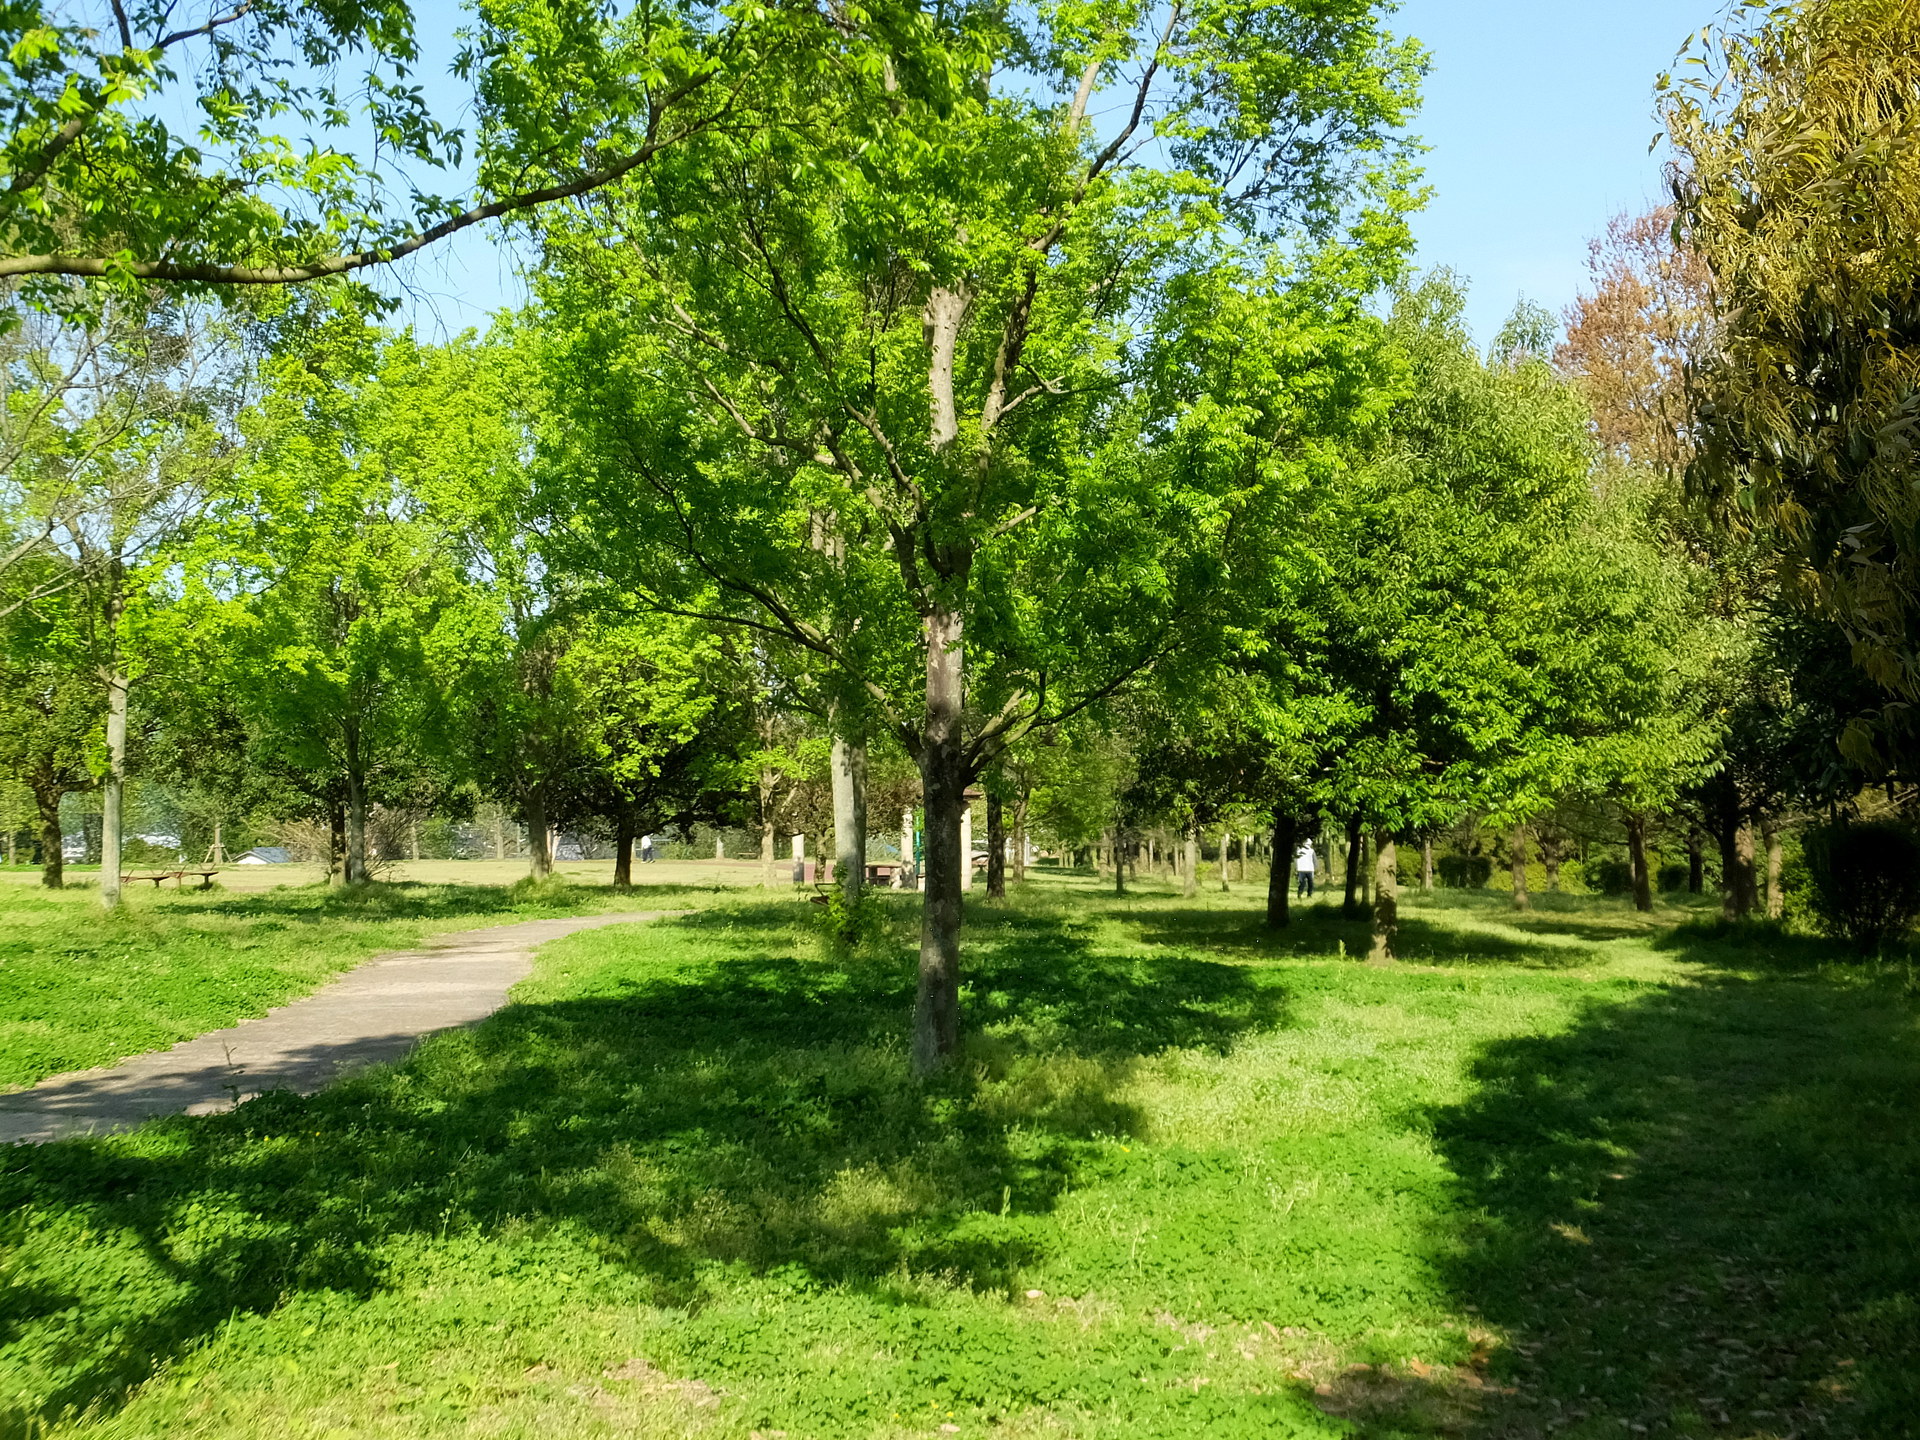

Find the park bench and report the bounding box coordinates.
[120,868,222,890]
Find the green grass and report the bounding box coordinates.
[0,877,736,1089]
[1,878,1917,1438]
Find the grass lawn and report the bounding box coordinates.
[1,878,1916,1438]
[0,875,739,1090]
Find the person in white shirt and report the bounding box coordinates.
[1294,840,1317,897]
[640,833,655,864]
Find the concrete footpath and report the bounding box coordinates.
[0,911,673,1145]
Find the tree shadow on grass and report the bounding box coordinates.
[1428,935,1920,1436]
[177,878,730,926]
[0,902,1290,1437]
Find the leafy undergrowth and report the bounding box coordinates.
[0,881,1915,1439]
[0,878,737,1089]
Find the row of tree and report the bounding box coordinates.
[7,0,1920,1072]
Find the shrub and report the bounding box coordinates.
[1801,819,1920,954]
[1587,856,1633,896]
[1657,862,1690,893]
[1435,853,1492,888]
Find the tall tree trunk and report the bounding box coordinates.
[960,797,974,892]
[1626,812,1654,912]
[760,786,777,888]
[1115,831,1127,895]
[32,784,63,889]
[898,807,913,888]
[832,733,868,910]
[1687,828,1704,894]
[1183,824,1199,898]
[986,791,1006,899]
[1369,831,1398,965]
[1267,811,1296,930]
[1343,813,1364,917]
[1421,836,1435,890]
[1013,792,1028,882]
[408,817,421,862]
[100,662,128,911]
[343,738,370,885]
[1734,822,1758,917]
[912,606,967,1076]
[1511,825,1531,911]
[1218,829,1231,892]
[1543,837,1562,893]
[491,809,505,861]
[1716,798,1748,919]
[328,801,347,887]
[613,810,634,889]
[526,789,553,880]
[1764,819,1784,918]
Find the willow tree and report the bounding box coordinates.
[1667,0,1920,704]
[531,0,1422,1070]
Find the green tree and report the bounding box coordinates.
[531,0,1422,1068]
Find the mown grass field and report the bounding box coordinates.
[1,876,1916,1439]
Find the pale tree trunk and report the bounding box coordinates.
[408,818,421,862]
[613,810,634,888]
[1267,812,1295,930]
[491,810,506,861]
[986,791,1006,899]
[100,663,127,911]
[960,799,974,892]
[1182,825,1199,898]
[1510,825,1530,911]
[1421,836,1435,890]
[209,818,225,866]
[898,806,913,888]
[832,733,868,910]
[1013,792,1028,882]
[1343,814,1364,916]
[32,784,63,889]
[912,606,967,1076]
[760,774,778,888]
[1626,812,1654,913]
[1369,831,1398,965]
[525,790,553,880]
[1764,819,1784,918]
[1218,829,1231,892]
[1734,822,1758,917]
[1543,838,1562,892]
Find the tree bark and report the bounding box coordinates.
[491,810,506,861]
[526,789,553,880]
[613,810,634,889]
[1343,813,1364,917]
[1734,822,1758,917]
[986,790,1006,899]
[912,606,967,1076]
[1687,828,1704,894]
[1267,811,1296,930]
[1764,819,1784,918]
[408,817,421,863]
[100,663,127,911]
[832,733,868,910]
[1369,831,1398,965]
[31,783,63,889]
[343,737,370,885]
[328,801,346,887]
[1626,812,1654,912]
[1012,792,1028,882]
[1511,825,1531,911]
[760,787,777,888]
[1421,836,1435,890]
[1218,829,1231,892]
[1543,836,1562,893]
[1183,824,1199,898]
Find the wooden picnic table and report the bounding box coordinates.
[120,868,222,890]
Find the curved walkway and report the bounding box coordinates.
[0,910,674,1145]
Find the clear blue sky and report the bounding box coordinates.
[382,0,1713,346]
[1393,0,1709,345]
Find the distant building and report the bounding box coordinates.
[235,847,292,865]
